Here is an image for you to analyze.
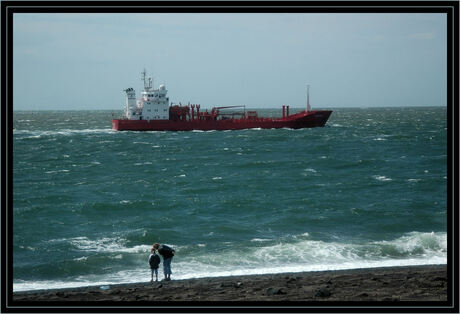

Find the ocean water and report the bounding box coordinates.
[12,107,447,292]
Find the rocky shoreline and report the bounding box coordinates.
[12,265,448,305]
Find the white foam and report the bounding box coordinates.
[373,231,447,254]
[14,255,446,293]
[45,169,70,174]
[293,232,310,238]
[372,175,392,182]
[74,256,88,261]
[15,232,447,292]
[14,128,115,138]
[68,237,150,254]
[250,238,272,242]
[190,130,216,133]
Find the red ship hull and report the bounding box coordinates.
[112,110,332,131]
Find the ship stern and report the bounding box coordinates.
[112,119,120,131]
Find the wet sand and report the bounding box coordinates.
[12,265,448,304]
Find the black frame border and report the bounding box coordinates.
[2,1,458,313]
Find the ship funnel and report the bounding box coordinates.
[124,88,137,119]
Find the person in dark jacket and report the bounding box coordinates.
[153,243,175,281]
[148,248,161,283]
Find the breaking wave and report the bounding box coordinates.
[13,128,115,139]
[14,231,446,292]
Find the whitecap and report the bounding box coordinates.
[74,256,88,261]
[372,175,392,182]
[15,128,114,138]
[250,238,272,242]
[45,169,70,174]
[68,236,149,254]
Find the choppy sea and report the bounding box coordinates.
[12,107,447,292]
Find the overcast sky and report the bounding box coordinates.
[13,13,447,110]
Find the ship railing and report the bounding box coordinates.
[285,110,309,119]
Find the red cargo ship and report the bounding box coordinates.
[112,70,332,131]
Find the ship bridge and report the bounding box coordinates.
[124,70,169,121]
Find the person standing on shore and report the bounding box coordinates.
[153,243,175,281]
[148,248,161,283]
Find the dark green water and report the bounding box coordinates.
[12,107,447,291]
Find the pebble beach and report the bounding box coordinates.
[12,265,448,305]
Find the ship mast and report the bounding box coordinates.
[306,84,311,112]
[141,68,153,91]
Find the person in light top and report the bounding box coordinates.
[153,243,175,281]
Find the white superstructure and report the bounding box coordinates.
[123,69,169,120]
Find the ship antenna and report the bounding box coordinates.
[141,68,147,90]
[306,84,311,112]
